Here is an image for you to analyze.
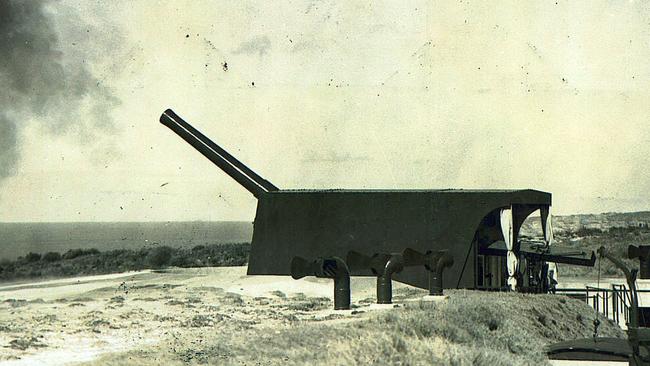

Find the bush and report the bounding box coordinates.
[84,248,101,256]
[146,246,173,268]
[42,252,62,262]
[63,249,83,260]
[62,248,100,260]
[0,243,251,282]
[170,255,189,267]
[572,227,603,237]
[25,252,41,263]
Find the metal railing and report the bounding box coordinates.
[612,284,631,325]
[555,285,650,327]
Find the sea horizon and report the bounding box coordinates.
[0,221,253,261]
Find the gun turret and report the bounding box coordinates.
[160,109,278,198]
[157,107,557,296]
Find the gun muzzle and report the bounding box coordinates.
[160,109,278,198]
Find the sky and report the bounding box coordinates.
[1,0,650,222]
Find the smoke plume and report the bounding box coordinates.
[0,1,121,182]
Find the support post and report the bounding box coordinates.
[500,207,518,290]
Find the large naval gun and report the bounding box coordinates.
[159,109,593,301]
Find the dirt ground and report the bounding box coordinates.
[0,267,419,365]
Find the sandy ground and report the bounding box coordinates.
[1,268,635,366]
[0,267,417,365]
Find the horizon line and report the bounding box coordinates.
[3,210,650,224]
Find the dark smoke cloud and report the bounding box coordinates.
[0,1,121,182]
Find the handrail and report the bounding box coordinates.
[598,246,639,329]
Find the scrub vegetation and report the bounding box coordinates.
[553,225,649,277]
[0,243,250,282]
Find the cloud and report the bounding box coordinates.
[301,151,369,164]
[0,1,121,184]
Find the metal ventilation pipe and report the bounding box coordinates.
[403,248,454,296]
[347,251,404,304]
[376,255,405,304]
[427,252,454,295]
[290,256,350,310]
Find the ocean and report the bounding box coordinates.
[0,221,253,261]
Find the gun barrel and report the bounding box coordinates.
[160,109,279,198]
